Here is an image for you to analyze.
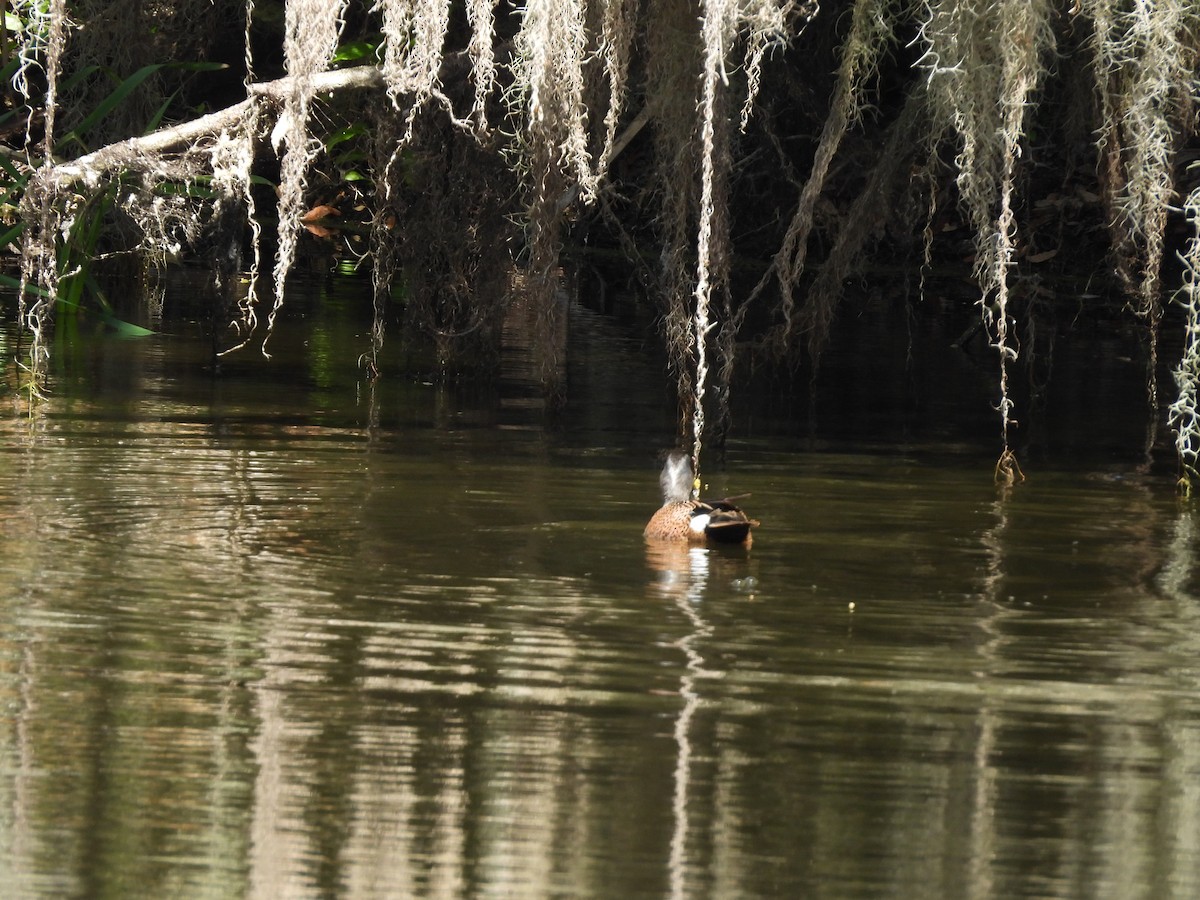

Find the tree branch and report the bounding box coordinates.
[46,66,385,181]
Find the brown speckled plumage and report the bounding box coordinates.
[643,452,757,544]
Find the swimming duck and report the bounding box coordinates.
[644,451,758,544]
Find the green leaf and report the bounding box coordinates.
[59,62,229,149]
[0,153,26,181]
[84,271,114,314]
[0,221,25,250]
[0,164,28,208]
[0,272,46,298]
[59,65,167,148]
[155,179,217,200]
[331,40,378,65]
[59,65,104,96]
[100,313,156,337]
[326,122,368,151]
[145,92,178,135]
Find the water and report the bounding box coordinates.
[1,278,1199,898]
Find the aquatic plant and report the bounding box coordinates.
[5,0,1200,482]
[2,0,228,399]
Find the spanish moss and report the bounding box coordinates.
[6,0,1200,484]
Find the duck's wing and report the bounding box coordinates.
[697,499,758,543]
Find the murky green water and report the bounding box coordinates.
[2,278,1199,898]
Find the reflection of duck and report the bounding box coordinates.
[644,452,758,545]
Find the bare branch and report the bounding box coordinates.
[48,66,385,182]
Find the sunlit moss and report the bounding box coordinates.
[9,0,1200,478]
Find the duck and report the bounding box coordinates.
[644,451,758,544]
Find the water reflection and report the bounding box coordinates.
[7,415,1200,897]
[646,542,716,900]
[5,292,1200,897]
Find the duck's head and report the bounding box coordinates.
[660,451,695,504]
